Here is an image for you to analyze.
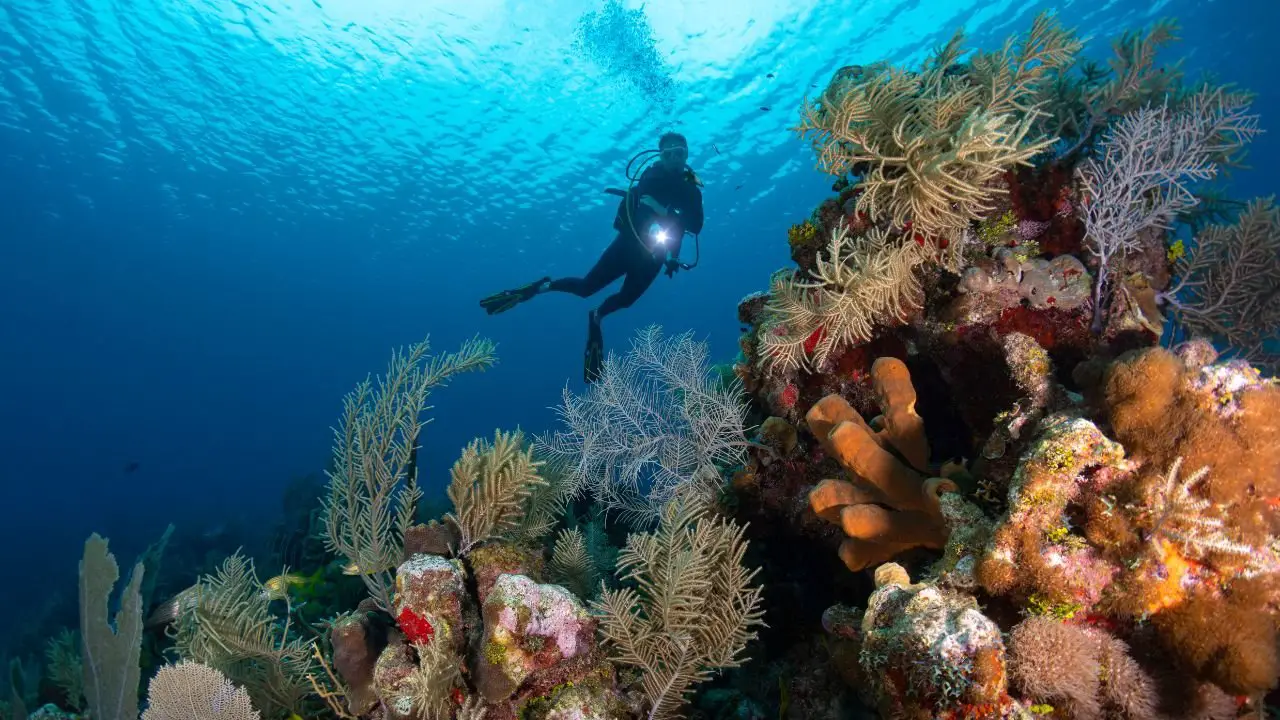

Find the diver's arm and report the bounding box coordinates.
[634,167,671,214]
[639,195,668,215]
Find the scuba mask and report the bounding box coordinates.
[660,144,688,163]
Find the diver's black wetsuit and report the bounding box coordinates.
[546,163,704,319]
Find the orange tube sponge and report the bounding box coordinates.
[806,358,959,571]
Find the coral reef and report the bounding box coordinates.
[859,564,1010,718]
[795,14,1081,253]
[26,11,1280,720]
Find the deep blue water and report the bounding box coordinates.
[1,0,1276,649]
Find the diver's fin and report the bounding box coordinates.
[479,277,551,316]
[584,310,604,384]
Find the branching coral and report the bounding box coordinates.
[402,628,463,720]
[44,629,83,712]
[536,325,750,527]
[795,12,1081,250]
[548,528,603,601]
[1045,18,1185,157]
[169,553,315,719]
[445,428,552,556]
[1077,88,1260,332]
[805,358,963,571]
[759,221,928,372]
[593,497,765,719]
[323,335,497,611]
[1160,197,1280,368]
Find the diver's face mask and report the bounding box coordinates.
[659,143,688,169]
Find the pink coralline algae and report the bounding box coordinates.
[497,580,587,659]
[1015,219,1051,241]
[475,573,600,703]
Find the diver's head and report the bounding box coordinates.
[657,132,689,172]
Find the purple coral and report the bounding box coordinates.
[1015,218,1050,241]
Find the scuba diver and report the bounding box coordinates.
[479,131,705,383]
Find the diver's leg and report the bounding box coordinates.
[596,257,661,319]
[585,258,661,383]
[479,275,552,315]
[547,236,629,298]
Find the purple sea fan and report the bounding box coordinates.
[1015,219,1050,241]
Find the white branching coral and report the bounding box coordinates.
[1078,88,1260,331]
[536,325,750,527]
[759,221,928,373]
[1143,457,1278,577]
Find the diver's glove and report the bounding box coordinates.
[663,258,680,278]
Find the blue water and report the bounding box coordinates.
[0,0,1276,648]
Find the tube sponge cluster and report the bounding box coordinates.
[805,358,962,571]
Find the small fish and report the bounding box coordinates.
[713,144,721,155]
[343,561,371,576]
[766,73,775,79]
[760,106,771,112]
[734,184,743,191]
[145,586,200,629]
[261,573,307,601]
[123,461,140,473]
